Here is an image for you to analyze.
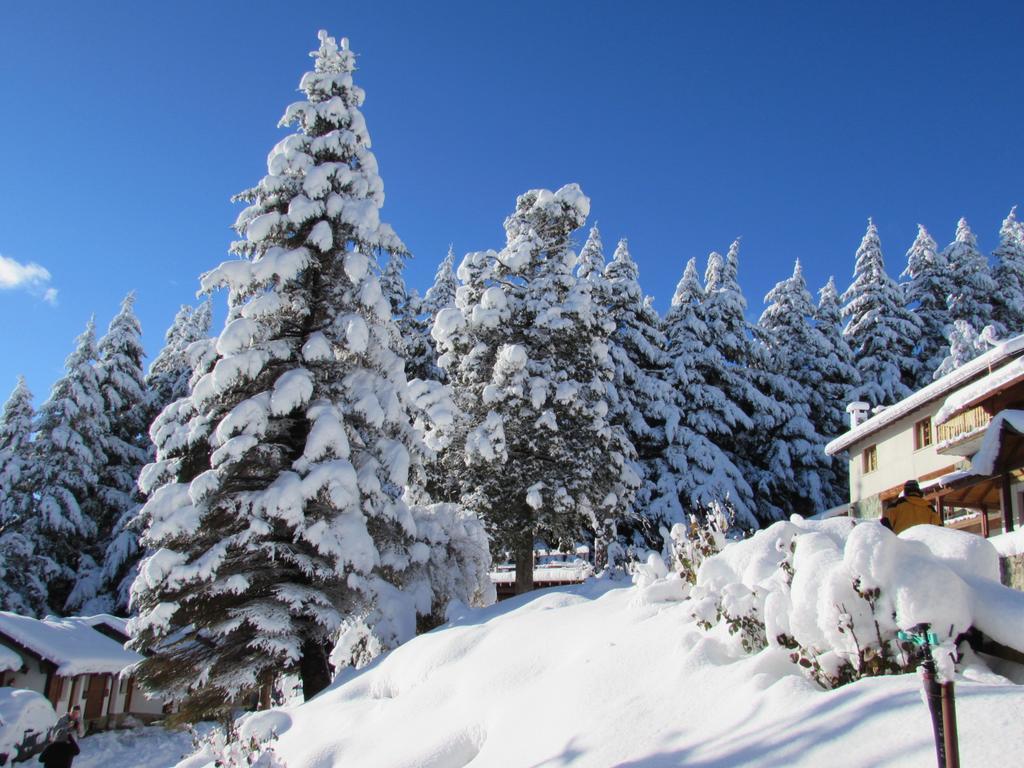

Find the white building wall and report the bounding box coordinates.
[847,401,970,516]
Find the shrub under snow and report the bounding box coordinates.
[635,515,1022,689]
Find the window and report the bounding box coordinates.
[862,445,878,474]
[914,417,933,450]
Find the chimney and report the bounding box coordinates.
[846,401,870,428]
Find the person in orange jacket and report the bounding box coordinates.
[881,479,942,534]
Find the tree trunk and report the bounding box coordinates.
[514,530,535,595]
[299,639,332,701]
[258,667,274,710]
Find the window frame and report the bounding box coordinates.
[862,444,878,474]
[913,417,933,451]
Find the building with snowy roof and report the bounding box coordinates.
[0,612,166,732]
[826,334,1024,541]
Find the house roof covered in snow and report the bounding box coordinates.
[0,612,141,676]
[0,643,22,672]
[826,334,1024,455]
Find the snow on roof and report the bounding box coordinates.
[76,614,130,639]
[826,334,1024,455]
[0,612,142,676]
[934,357,1024,425]
[0,643,22,672]
[807,504,851,520]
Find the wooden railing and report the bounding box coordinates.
[935,405,991,446]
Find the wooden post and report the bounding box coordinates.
[1002,472,1015,533]
[980,503,990,538]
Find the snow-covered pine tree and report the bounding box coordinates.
[814,277,861,501]
[146,298,214,421]
[992,207,1024,337]
[577,223,605,280]
[68,294,150,614]
[755,261,836,513]
[0,377,54,616]
[129,31,447,719]
[573,227,635,562]
[943,217,998,340]
[934,320,998,379]
[901,224,953,389]
[0,377,34,529]
[405,246,459,383]
[661,257,755,528]
[379,249,419,361]
[841,219,921,407]
[424,245,458,314]
[591,236,653,550]
[434,185,637,592]
[699,242,794,523]
[29,319,109,610]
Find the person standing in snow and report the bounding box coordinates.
[881,479,942,533]
[50,705,85,741]
[37,733,79,768]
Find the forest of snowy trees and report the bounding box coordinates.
[1,30,1023,718]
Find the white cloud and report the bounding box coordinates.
[0,253,57,304]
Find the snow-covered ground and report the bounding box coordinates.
[162,521,1024,768]
[77,725,195,768]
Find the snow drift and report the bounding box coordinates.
[179,519,1024,767]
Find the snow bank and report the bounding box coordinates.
[990,527,1024,557]
[172,572,1024,768]
[76,726,196,768]
[0,687,56,762]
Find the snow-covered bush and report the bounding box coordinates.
[0,687,56,764]
[186,719,287,768]
[643,516,1017,690]
[664,504,731,585]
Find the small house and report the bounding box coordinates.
[826,334,1024,537]
[0,612,165,732]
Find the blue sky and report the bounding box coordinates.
[1,1,1021,403]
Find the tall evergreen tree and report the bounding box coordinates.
[699,242,792,523]
[943,217,998,338]
[577,224,605,280]
[29,319,108,610]
[0,377,35,528]
[756,261,835,513]
[814,277,860,502]
[406,246,459,383]
[434,185,636,591]
[68,294,150,613]
[901,224,954,389]
[146,298,214,421]
[841,219,920,406]
[0,377,53,616]
[423,246,458,315]
[129,31,455,719]
[379,250,418,361]
[661,257,755,528]
[992,207,1024,337]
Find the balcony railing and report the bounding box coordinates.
[935,404,991,447]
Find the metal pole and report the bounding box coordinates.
[921,657,946,768]
[941,682,960,768]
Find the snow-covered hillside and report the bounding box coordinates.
[175,520,1024,768]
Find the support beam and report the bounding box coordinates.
[1002,472,1015,533]
[981,504,990,538]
